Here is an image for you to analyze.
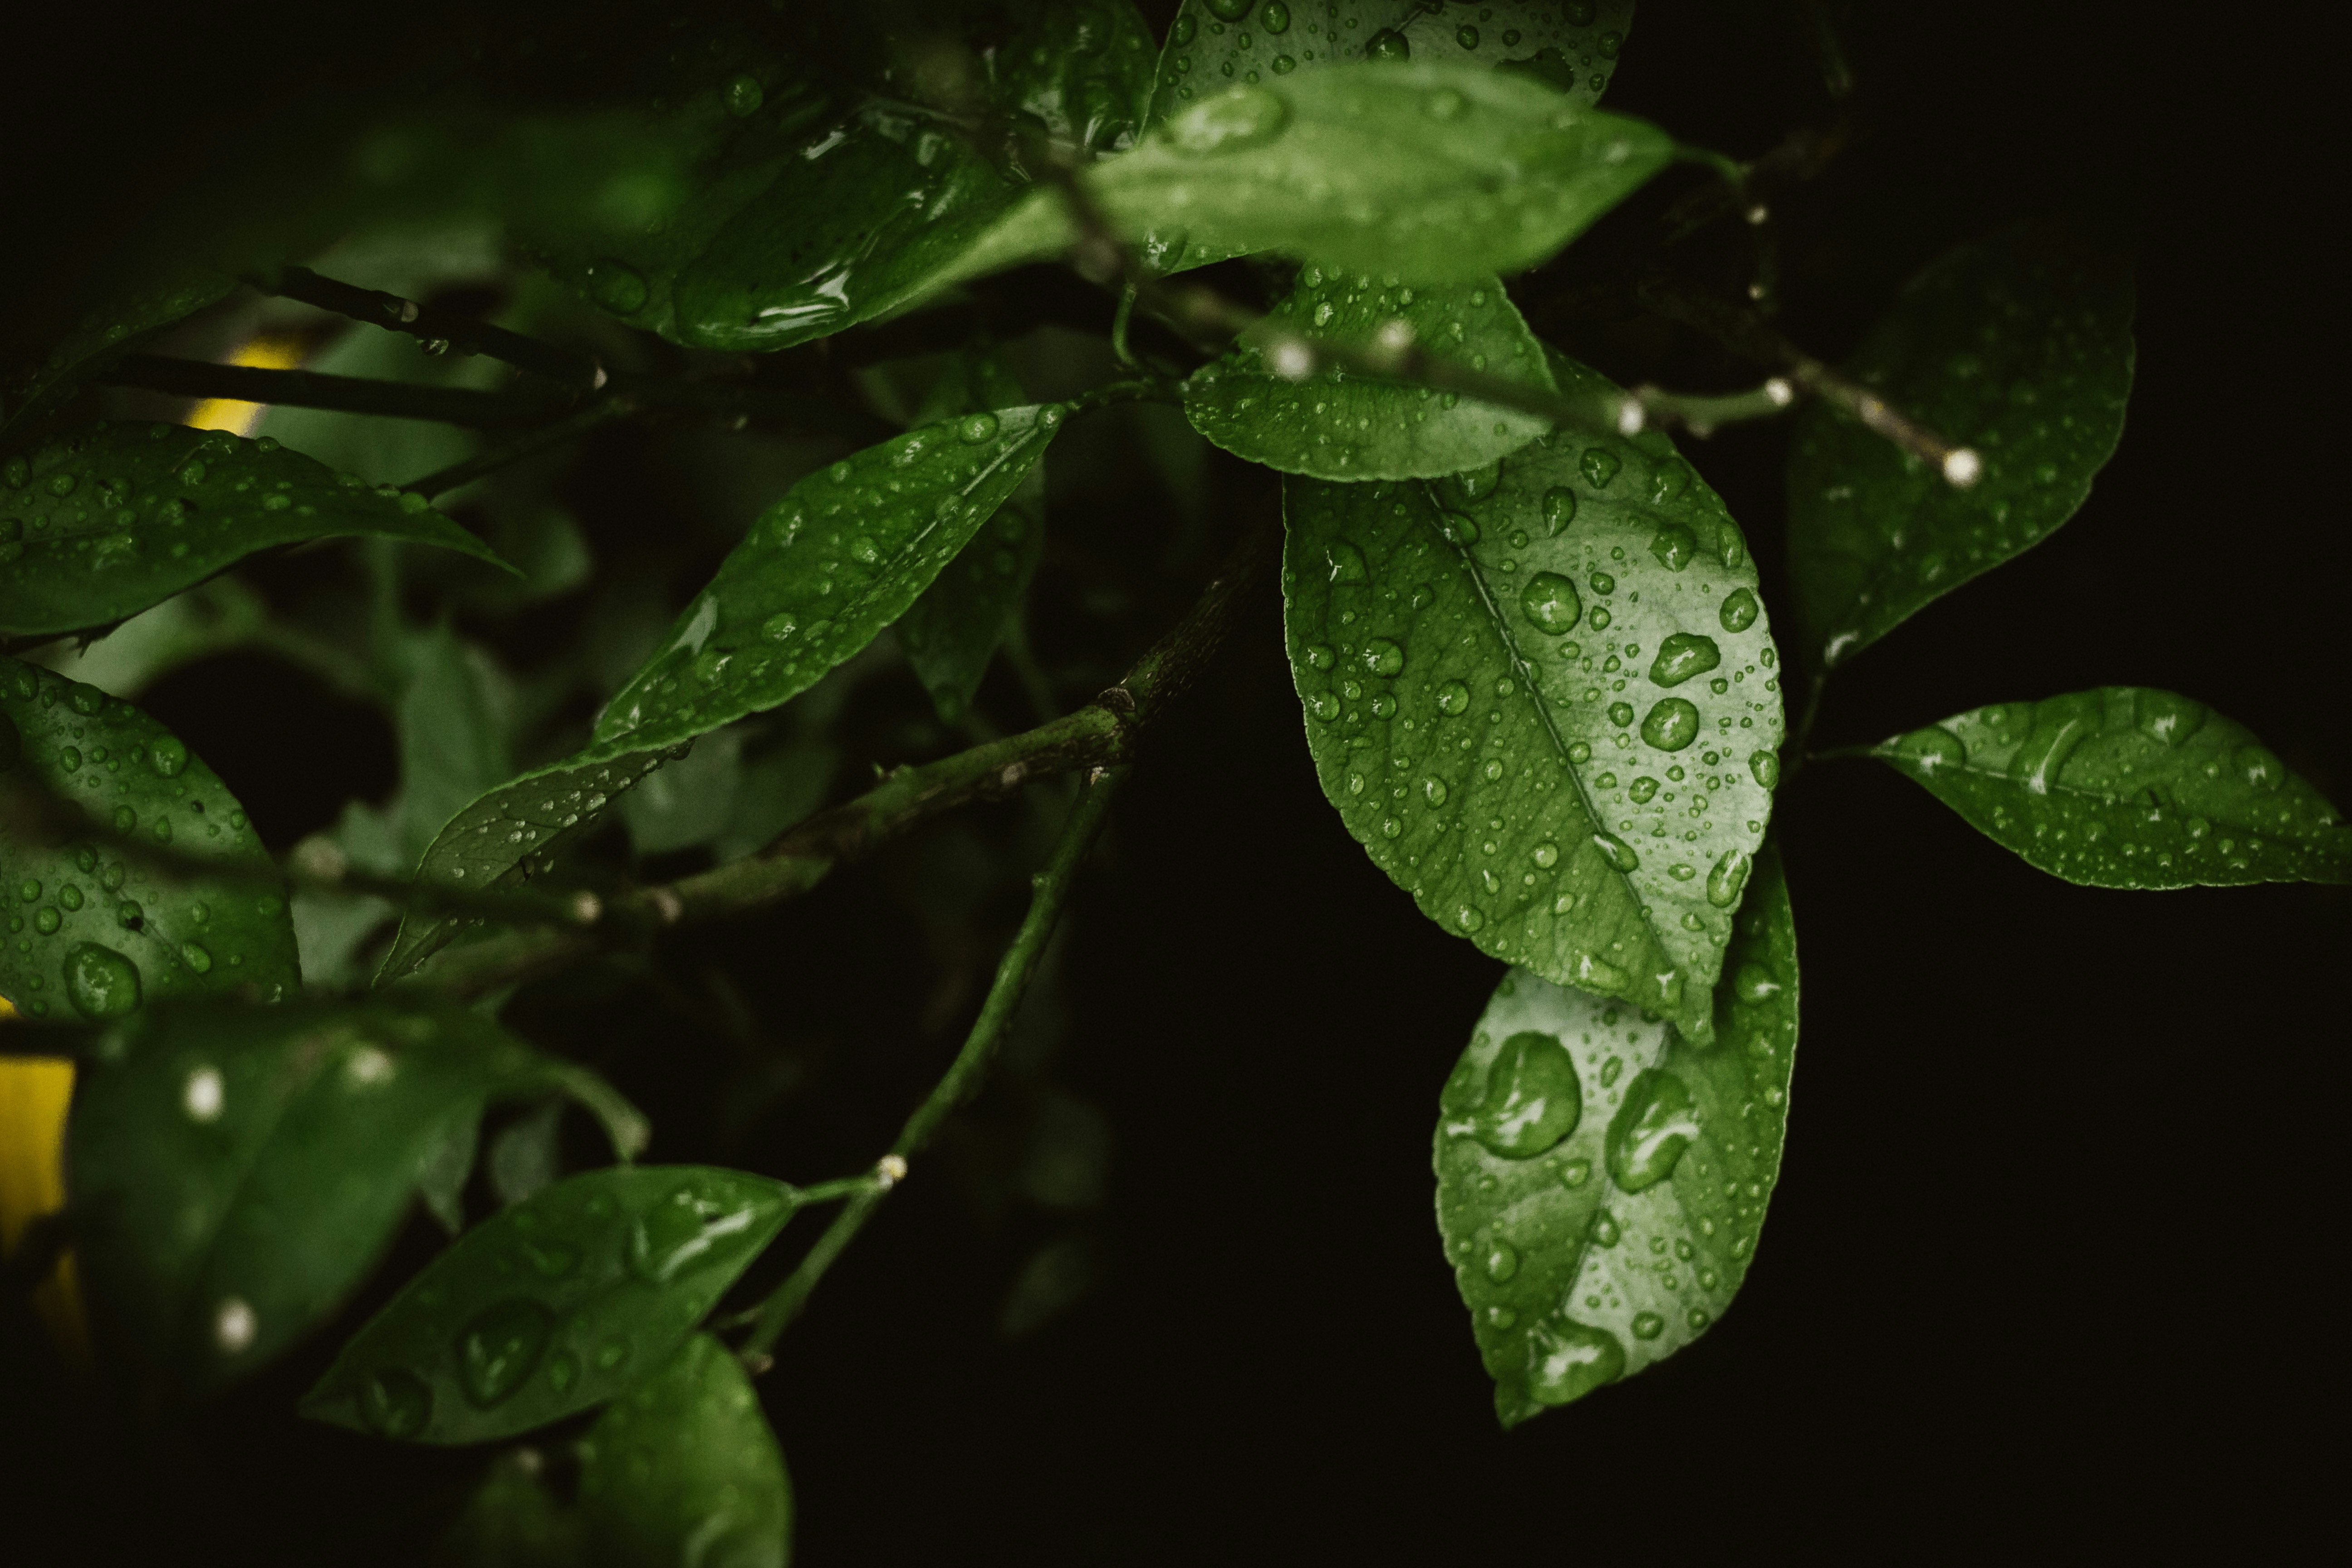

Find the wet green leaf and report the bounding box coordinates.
[1184,273,1553,479]
[587,406,1068,760]
[0,656,298,1022]
[1874,689,2352,888]
[1787,228,2136,668]
[578,1333,793,1568]
[1282,355,1783,1040]
[304,1166,799,1446]
[947,60,1672,292]
[0,422,509,638]
[1142,1,1637,272]
[1436,838,1795,1425]
[65,998,641,1394]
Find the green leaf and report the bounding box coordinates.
[374,743,676,987]
[1436,838,1796,1425]
[1281,355,1784,1039]
[588,406,1069,760]
[1787,228,2136,668]
[0,422,509,638]
[1873,689,2352,887]
[1184,273,1553,479]
[578,1333,793,1568]
[893,349,1047,723]
[0,657,299,1022]
[1142,1,1637,272]
[0,273,237,451]
[947,60,1672,292]
[303,1166,800,1445]
[531,2,1156,351]
[64,998,640,1393]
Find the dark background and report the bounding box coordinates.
[4,0,2345,1561]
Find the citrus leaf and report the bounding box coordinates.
[1873,689,2352,888]
[589,405,1069,760]
[578,1333,793,1568]
[1283,356,1783,1039]
[1787,228,2136,668]
[374,743,676,987]
[1184,273,1553,479]
[1142,1,1637,272]
[0,656,298,1023]
[0,422,510,639]
[943,60,1672,292]
[64,998,642,1394]
[303,1166,800,1446]
[1436,838,1795,1425]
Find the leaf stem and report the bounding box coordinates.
[402,519,1276,1000]
[737,766,1125,1363]
[402,395,640,497]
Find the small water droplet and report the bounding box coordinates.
[1436,681,1471,716]
[455,1299,555,1408]
[585,259,650,315]
[1541,487,1578,536]
[723,74,763,116]
[1579,448,1622,488]
[1362,639,1405,676]
[957,411,1000,444]
[1630,1310,1666,1341]
[1365,25,1410,59]
[1749,750,1780,789]
[1422,777,1450,807]
[1483,1240,1519,1282]
[1166,85,1290,155]
[1719,588,1759,633]
[1647,524,1697,571]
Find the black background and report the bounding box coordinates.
[4,1,2346,1561]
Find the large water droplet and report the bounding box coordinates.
[1362,639,1405,676]
[629,1179,760,1284]
[1579,448,1621,488]
[1520,572,1582,635]
[1896,726,1965,774]
[1527,1319,1624,1405]
[361,1368,432,1437]
[1718,588,1759,633]
[1705,848,1752,909]
[1732,962,1783,1004]
[1484,1240,1519,1282]
[1647,524,1697,571]
[1749,750,1780,789]
[723,74,763,117]
[1591,832,1639,873]
[1260,0,1291,32]
[65,941,142,1019]
[1605,1070,1700,1192]
[1648,634,1720,688]
[455,1299,554,1408]
[1640,699,1701,751]
[1364,25,1410,59]
[1436,681,1471,716]
[2135,690,2206,748]
[957,412,1000,444]
[1458,1031,1582,1158]
[1324,541,1367,583]
[1167,85,1290,155]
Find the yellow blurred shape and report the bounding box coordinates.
[0,996,91,1360]
[184,330,312,436]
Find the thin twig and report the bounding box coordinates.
[399,518,1276,1000]
[737,765,1125,1362]
[403,396,640,496]
[256,265,605,391]
[97,356,561,426]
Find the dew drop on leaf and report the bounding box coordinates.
[455,1299,555,1408]
[1458,1031,1582,1158]
[1605,1070,1700,1192]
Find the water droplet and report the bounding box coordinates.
[1630,1310,1666,1341]
[2135,690,2206,747]
[1532,841,1559,868]
[1437,510,1480,546]
[1640,699,1701,751]
[1422,777,1450,807]
[1579,448,1622,488]
[1705,849,1752,908]
[1749,750,1780,789]
[213,1297,256,1354]
[1591,832,1639,873]
[1537,487,1579,538]
[1520,572,1582,635]
[1458,1031,1583,1158]
[957,412,1000,444]
[1607,702,1634,728]
[1167,86,1289,155]
[1365,25,1410,60]
[544,1350,579,1394]
[1436,681,1471,716]
[1527,1319,1624,1405]
[150,735,188,776]
[723,74,763,116]
[361,1368,431,1437]
[1558,1158,1591,1187]
[1324,541,1367,583]
[455,1299,555,1408]
[1606,1070,1700,1192]
[760,612,798,643]
[1648,634,1721,689]
[1719,588,1759,633]
[1483,1240,1519,1282]
[524,1240,579,1279]
[1362,639,1405,676]
[629,1178,760,1283]
[1588,571,1615,596]
[1647,524,1697,571]
[1260,0,1291,32]
[1732,962,1783,1005]
[179,941,213,975]
[65,941,142,1019]
[585,259,650,315]
[1455,24,1481,50]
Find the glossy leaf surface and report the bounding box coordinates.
[1875,689,2351,887]
[590,407,1068,759]
[579,1333,793,1568]
[0,422,507,637]
[1283,357,1784,1039]
[375,744,676,986]
[957,61,1671,289]
[1436,841,1796,1425]
[894,351,1046,723]
[0,657,297,1022]
[304,1166,797,1445]
[66,1000,637,1393]
[1787,229,2135,667]
[1186,273,1554,479]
